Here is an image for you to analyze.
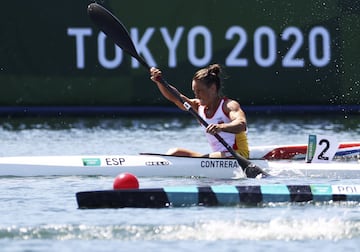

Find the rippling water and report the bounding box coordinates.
[0,114,359,251]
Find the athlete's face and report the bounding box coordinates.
[192,80,217,106]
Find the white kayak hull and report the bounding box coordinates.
[0,153,359,178]
[0,142,359,177]
[0,154,244,177]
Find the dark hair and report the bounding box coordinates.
[192,64,223,92]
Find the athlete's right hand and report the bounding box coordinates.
[150,67,162,83]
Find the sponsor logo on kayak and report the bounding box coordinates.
[82,158,101,166]
[200,160,238,168]
[145,161,170,166]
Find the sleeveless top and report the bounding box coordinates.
[198,98,249,158]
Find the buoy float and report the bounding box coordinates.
[113,172,139,190]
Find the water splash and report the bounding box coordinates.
[1,217,360,241]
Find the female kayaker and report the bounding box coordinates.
[150,64,249,159]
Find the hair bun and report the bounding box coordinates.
[207,64,221,76]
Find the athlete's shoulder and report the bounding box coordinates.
[223,97,241,112]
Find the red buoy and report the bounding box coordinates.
[113,172,139,190]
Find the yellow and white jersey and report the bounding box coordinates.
[198,98,249,158]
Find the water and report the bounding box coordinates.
[0,114,360,251]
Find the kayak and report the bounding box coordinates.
[0,142,359,178]
[76,184,360,208]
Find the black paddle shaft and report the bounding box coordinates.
[87,3,269,178]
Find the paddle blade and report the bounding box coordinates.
[87,3,149,69]
[243,163,269,178]
[232,152,269,178]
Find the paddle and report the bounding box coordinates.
[87,3,269,178]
